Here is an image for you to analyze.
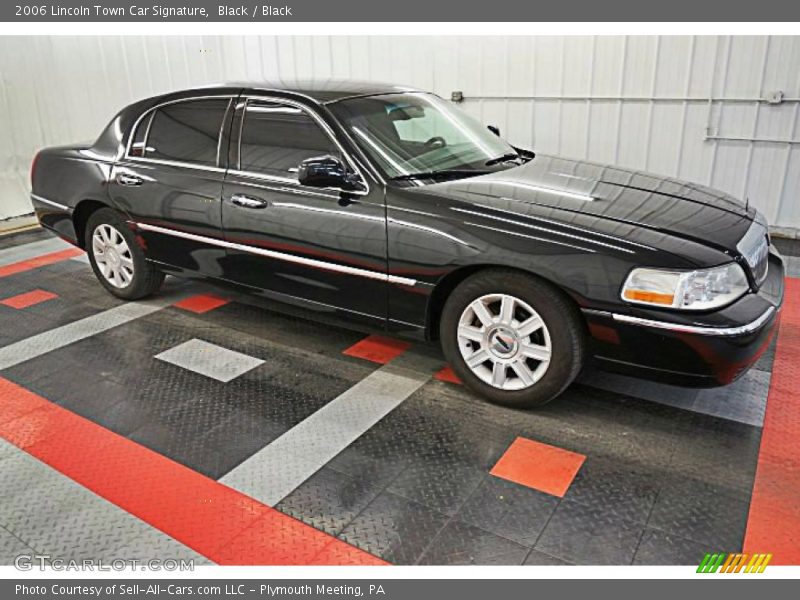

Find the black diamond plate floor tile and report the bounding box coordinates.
[647,477,750,550]
[535,499,645,565]
[669,413,761,497]
[276,466,385,536]
[367,389,515,470]
[83,398,154,437]
[633,528,711,565]
[338,491,450,565]
[0,307,72,346]
[128,421,242,479]
[523,549,573,565]
[388,458,487,517]
[563,457,659,524]
[454,476,558,548]
[418,519,530,565]
[327,445,409,491]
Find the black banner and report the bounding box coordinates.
[5,579,799,599]
[3,0,800,22]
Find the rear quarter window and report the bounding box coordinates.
[136,98,230,167]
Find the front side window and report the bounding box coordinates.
[238,100,339,179]
[328,93,517,179]
[138,98,229,167]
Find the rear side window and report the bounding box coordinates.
[139,98,230,167]
[239,101,339,179]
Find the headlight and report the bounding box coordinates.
[621,263,749,310]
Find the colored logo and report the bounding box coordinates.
[697,552,772,573]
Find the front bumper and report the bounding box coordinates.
[583,251,785,387]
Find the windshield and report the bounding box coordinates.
[328,93,518,180]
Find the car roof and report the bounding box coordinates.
[200,79,420,104]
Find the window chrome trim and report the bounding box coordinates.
[225,170,340,200]
[235,95,370,197]
[604,306,777,337]
[31,194,71,212]
[123,156,227,174]
[124,94,237,167]
[135,222,416,286]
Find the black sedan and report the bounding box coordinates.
[30,81,784,407]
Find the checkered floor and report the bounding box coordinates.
[0,227,796,566]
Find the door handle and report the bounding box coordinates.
[116,173,144,186]
[230,194,270,209]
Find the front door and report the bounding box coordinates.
[109,96,233,276]
[221,97,388,325]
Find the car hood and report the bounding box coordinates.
[417,154,756,252]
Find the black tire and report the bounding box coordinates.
[440,269,584,408]
[85,207,165,300]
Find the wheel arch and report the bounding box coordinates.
[72,199,113,249]
[425,264,585,341]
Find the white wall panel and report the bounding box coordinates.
[1,35,799,232]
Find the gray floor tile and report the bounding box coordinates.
[155,338,265,383]
[0,526,35,566]
[578,366,769,427]
[110,530,213,565]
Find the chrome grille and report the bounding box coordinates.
[737,219,769,285]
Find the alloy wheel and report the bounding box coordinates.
[92,224,134,289]
[456,293,552,391]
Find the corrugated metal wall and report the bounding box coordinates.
[1,35,799,231]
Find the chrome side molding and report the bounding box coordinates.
[592,306,778,337]
[135,222,417,287]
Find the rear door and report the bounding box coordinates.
[220,97,388,325]
[109,96,234,275]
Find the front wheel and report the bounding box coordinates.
[85,208,165,300]
[440,270,584,408]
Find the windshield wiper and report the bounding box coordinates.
[390,169,490,181]
[484,152,523,166]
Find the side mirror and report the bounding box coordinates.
[487,125,501,137]
[297,155,366,194]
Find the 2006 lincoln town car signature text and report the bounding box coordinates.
[24,5,293,18]
[30,80,785,408]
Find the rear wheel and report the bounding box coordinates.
[440,270,584,408]
[85,208,164,300]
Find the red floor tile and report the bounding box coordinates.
[0,248,83,279]
[173,293,230,314]
[434,365,462,384]
[0,289,58,309]
[0,376,387,566]
[490,436,586,497]
[342,335,412,364]
[744,277,800,565]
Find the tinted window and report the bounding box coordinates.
[329,93,514,179]
[145,98,229,166]
[239,101,339,179]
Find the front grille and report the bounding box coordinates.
[737,219,769,285]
